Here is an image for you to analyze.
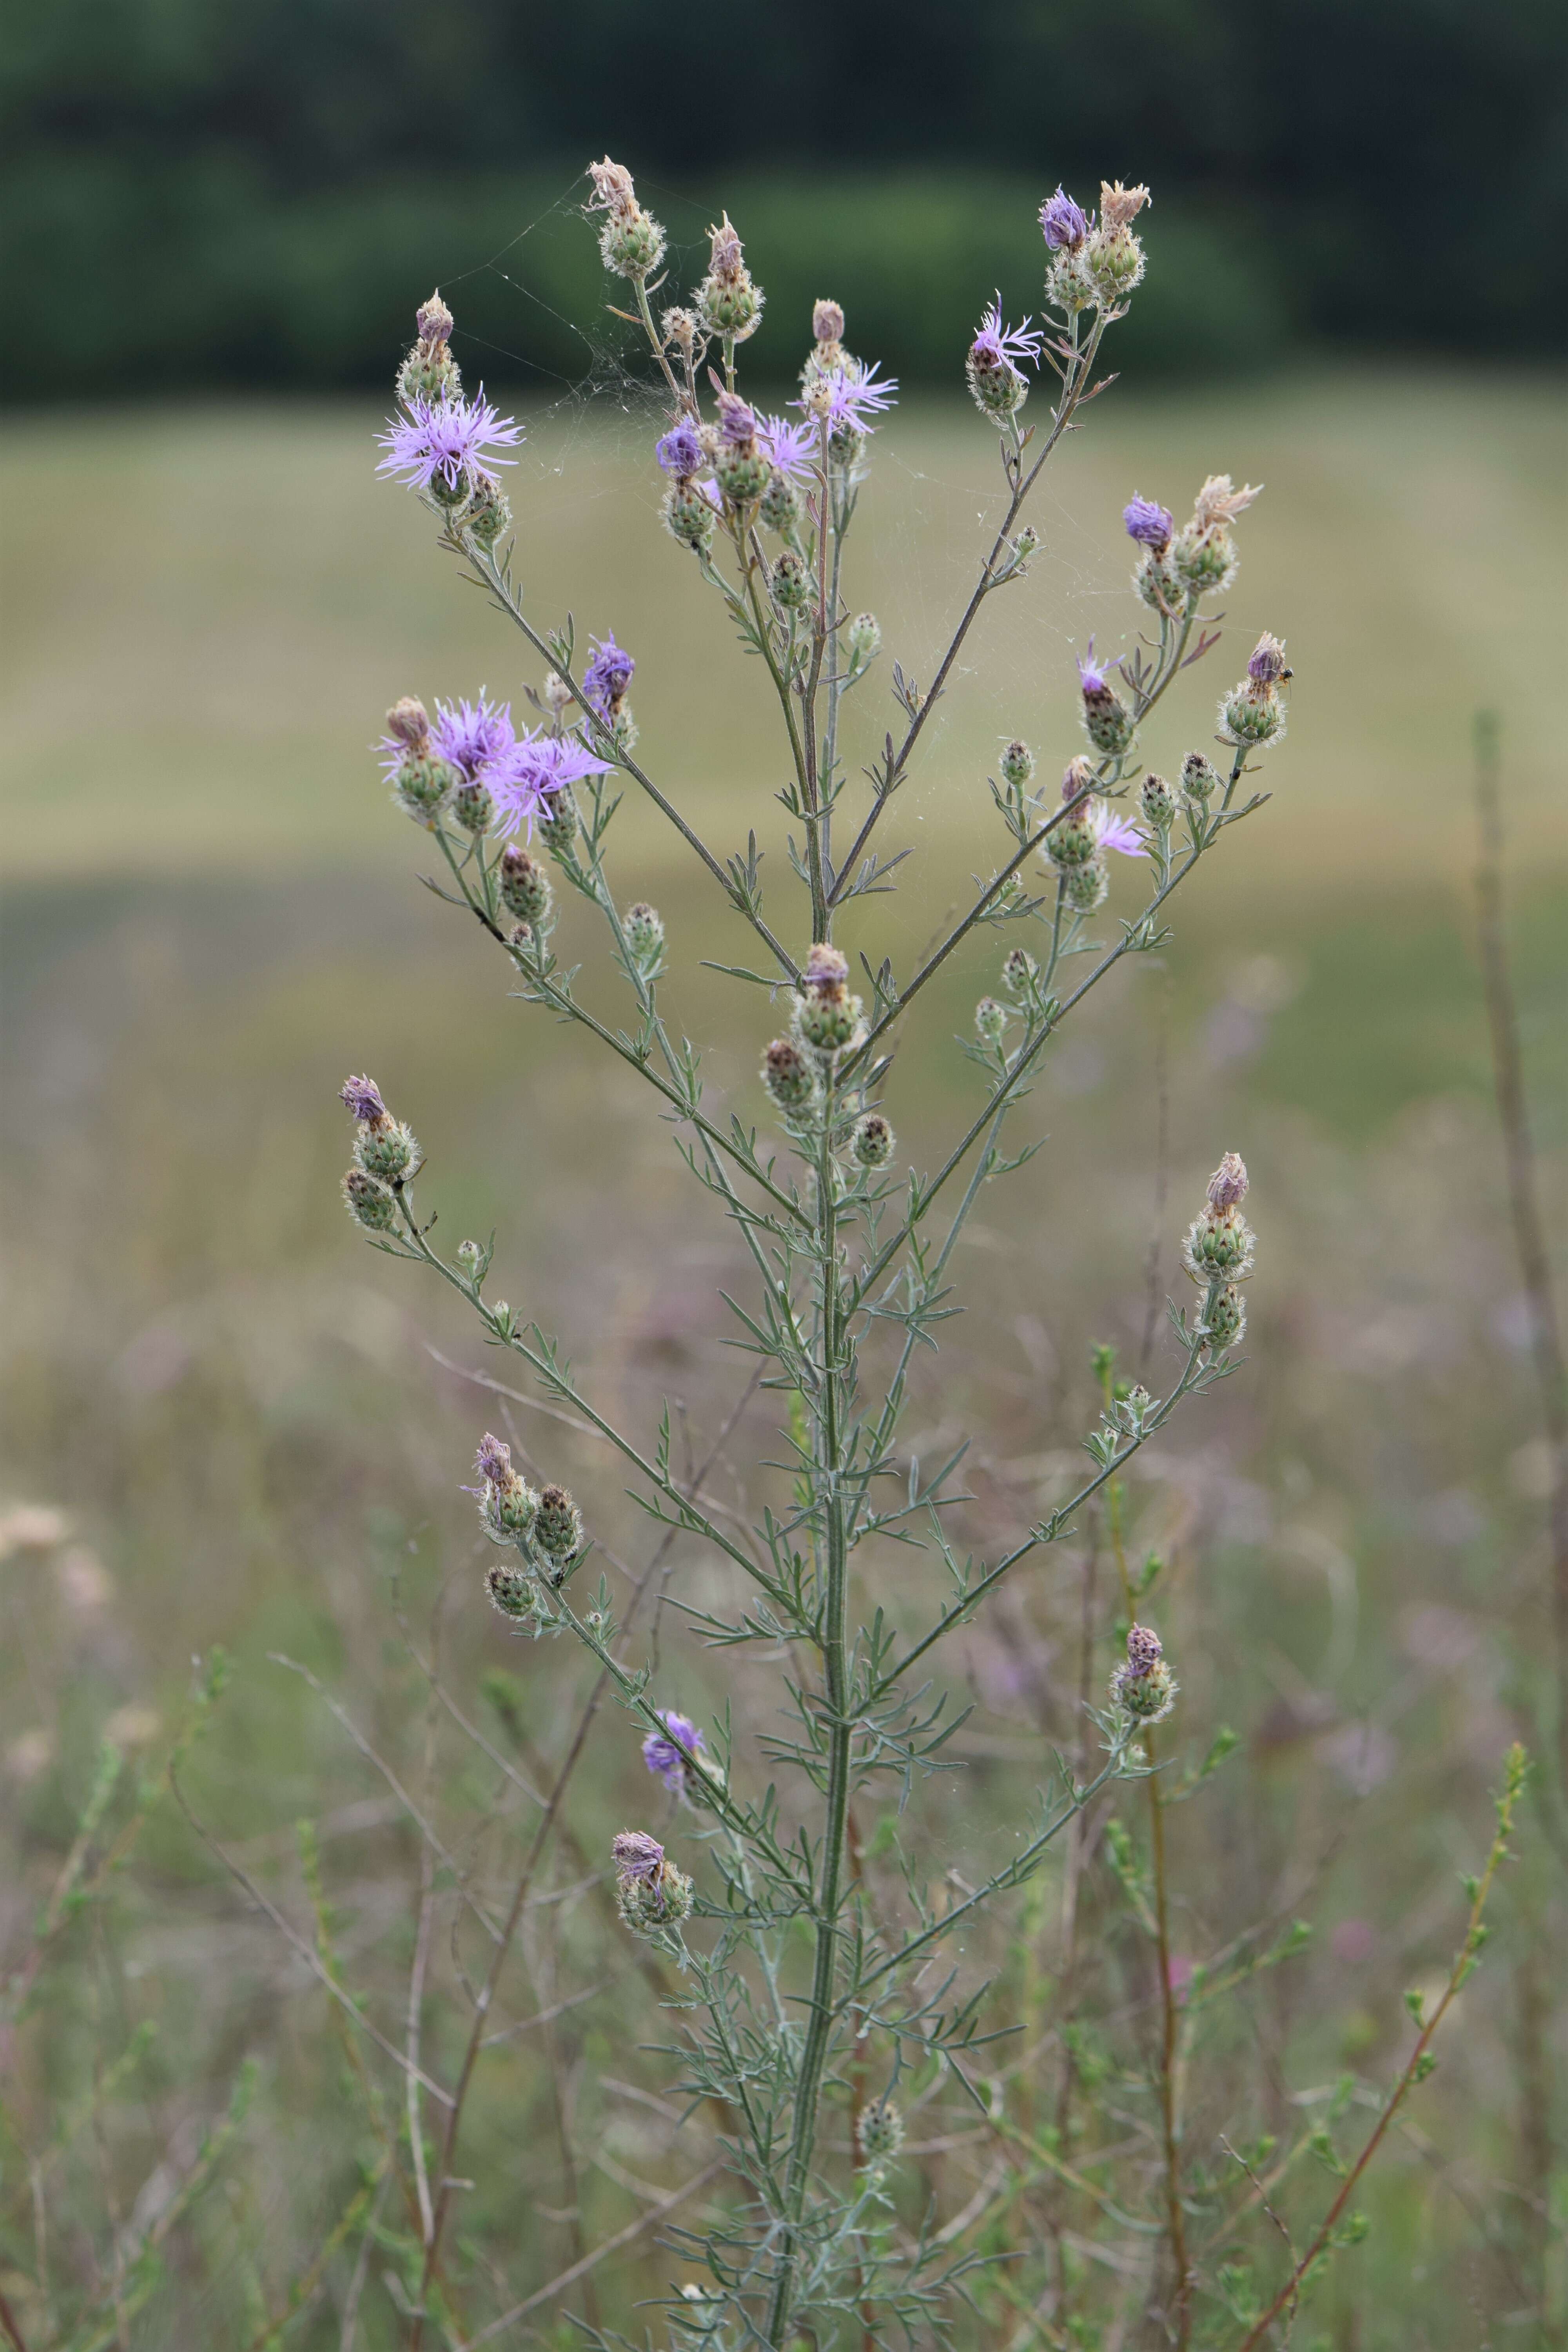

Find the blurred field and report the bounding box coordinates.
[2,374,1566,2345]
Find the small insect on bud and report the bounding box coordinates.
[1000,739,1036,790]
[534,1483,583,1569]
[846,612,881,668]
[586,155,667,280]
[851,1111,895,1168]
[857,2100,905,2164]
[1110,1619,1178,1724]
[1076,641,1135,757]
[975,996,1009,1045]
[763,1036,819,1117]
[500,848,554,926]
[624,901,664,968]
[1180,750,1220,804]
[463,471,512,550]
[1002,946,1040,999]
[1141,771,1176,828]
[612,1828,665,1883]
[770,548,811,612]
[342,1168,397,1232]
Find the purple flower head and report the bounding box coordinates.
[655,421,703,479]
[1076,639,1110,697]
[1248,632,1288,685]
[474,1432,512,1485]
[340,1074,387,1123]
[1095,806,1149,859]
[582,633,635,718]
[1125,1622,1164,1678]
[816,362,899,437]
[1123,495,1174,550]
[612,1829,666,1883]
[757,414,817,481]
[1040,186,1091,251]
[490,732,614,839]
[642,1710,706,1797]
[971,295,1043,373]
[432,693,514,784]
[376,390,524,494]
[715,389,757,447]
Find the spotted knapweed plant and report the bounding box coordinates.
[323,160,1524,2350]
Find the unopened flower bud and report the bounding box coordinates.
[624,901,664,966]
[1110,1619,1177,1723]
[1077,642,1135,757]
[975,996,1009,1044]
[1084,180,1150,305]
[662,476,717,553]
[501,848,553,926]
[764,1037,818,1116]
[1183,1156,1257,1286]
[699,213,763,341]
[587,155,666,280]
[1002,946,1040,998]
[662,306,697,351]
[812,297,846,347]
[771,548,811,610]
[457,1238,483,1271]
[796,989,862,1055]
[535,1482,583,1568]
[1141,771,1176,828]
[342,1168,397,1232]
[1207,1282,1246,1350]
[452,780,494,834]
[851,1111,895,1168]
[355,1117,421,1183]
[846,612,881,667]
[485,1560,534,1619]
[1063,856,1110,912]
[1047,762,1099,870]
[857,2100,905,2163]
[1220,639,1290,750]
[542,671,574,717]
[616,1856,694,1938]
[760,467,802,539]
[1180,751,1220,803]
[474,1434,540,1546]
[537,786,578,856]
[1000,739,1036,789]
[463,472,512,550]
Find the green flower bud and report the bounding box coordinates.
[1141,771,1176,828]
[771,548,811,612]
[624,900,664,969]
[501,848,553,926]
[1002,946,1040,998]
[857,2100,905,2163]
[354,1118,421,1184]
[764,1036,819,1116]
[534,1482,583,1568]
[1180,751,1221,803]
[759,468,802,538]
[1062,856,1110,913]
[975,996,1009,1044]
[999,739,1036,790]
[342,1168,397,1232]
[463,472,512,549]
[537,787,577,857]
[662,477,717,553]
[851,1111,895,1168]
[451,780,494,835]
[616,1858,694,1938]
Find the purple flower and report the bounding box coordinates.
[971,295,1043,372]
[1095,806,1149,858]
[715,389,757,446]
[757,414,817,480]
[612,1829,666,1883]
[1123,495,1174,550]
[824,362,898,434]
[655,421,703,478]
[582,633,635,718]
[490,732,613,838]
[1076,639,1110,696]
[432,693,514,784]
[1040,187,1091,251]
[340,1074,387,1123]
[376,390,524,494]
[474,1432,512,1484]
[642,1710,706,1797]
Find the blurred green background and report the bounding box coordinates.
[3,4,1568,2345]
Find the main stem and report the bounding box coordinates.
[765,1076,853,2345]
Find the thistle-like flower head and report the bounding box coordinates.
[474,1432,512,1485]
[490,732,614,838]
[376,391,524,494]
[1207,1151,1249,1211]
[1247,632,1289,685]
[1076,639,1111,697]
[1123,495,1174,550]
[1192,473,1262,531]
[796,361,898,437]
[655,421,704,479]
[642,1710,707,1798]
[715,388,758,447]
[757,414,817,480]
[432,693,514,784]
[1039,186,1091,250]
[582,633,635,717]
[340,1074,387,1124]
[415,290,454,345]
[970,294,1043,374]
[612,1829,666,1884]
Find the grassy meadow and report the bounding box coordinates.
[1,371,1566,2347]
